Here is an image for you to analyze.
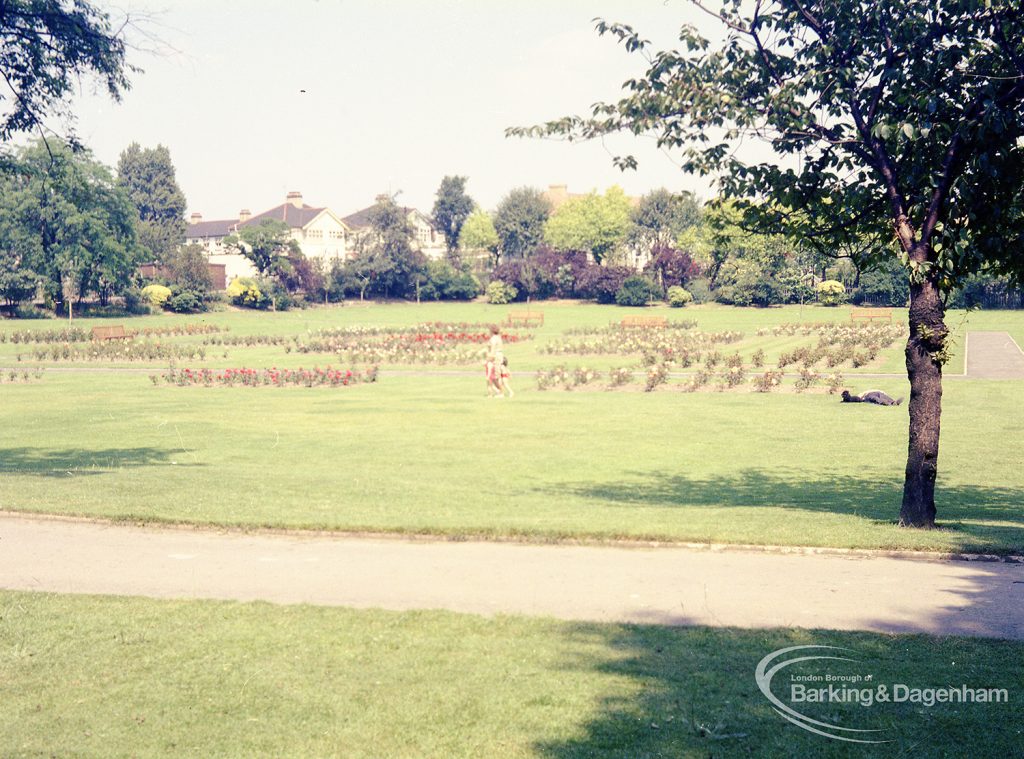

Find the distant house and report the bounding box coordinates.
[185,191,350,285]
[342,203,446,261]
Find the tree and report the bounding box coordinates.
[629,188,703,255]
[493,187,550,260]
[352,194,427,299]
[2,139,141,313]
[543,186,632,264]
[161,243,213,294]
[459,208,500,268]
[512,2,1024,528]
[224,219,299,279]
[0,1,132,148]
[117,143,188,261]
[431,176,474,262]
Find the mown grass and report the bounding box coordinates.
[1,303,1022,553]
[1,590,1021,758]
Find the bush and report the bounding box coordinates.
[140,284,172,307]
[421,261,481,301]
[166,291,203,313]
[816,279,847,306]
[226,277,270,309]
[486,280,518,304]
[577,265,632,304]
[615,275,659,306]
[666,285,693,307]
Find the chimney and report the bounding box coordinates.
[238,209,251,223]
[189,212,203,225]
[286,191,303,208]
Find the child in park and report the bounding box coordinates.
[499,356,514,398]
[484,356,501,397]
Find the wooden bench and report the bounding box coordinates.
[850,308,893,323]
[621,316,668,328]
[91,325,128,341]
[506,311,544,327]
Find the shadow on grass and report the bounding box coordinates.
[543,468,1024,530]
[0,447,202,477]
[534,623,1024,759]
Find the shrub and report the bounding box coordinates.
[140,284,172,307]
[227,277,270,309]
[421,261,481,301]
[167,290,203,313]
[666,285,693,308]
[615,275,659,306]
[577,265,632,304]
[486,280,518,304]
[816,279,848,306]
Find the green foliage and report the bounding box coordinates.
[458,208,499,255]
[543,186,632,264]
[0,265,39,309]
[116,143,187,261]
[420,261,481,301]
[224,219,299,279]
[0,1,130,145]
[430,176,474,257]
[493,187,550,260]
[816,280,847,307]
[614,275,658,307]
[855,259,910,307]
[666,286,692,308]
[629,188,702,254]
[160,244,213,293]
[226,277,269,309]
[0,140,142,310]
[485,280,517,305]
[166,290,202,314]
[343,195,427,300]
[140,284,172,306]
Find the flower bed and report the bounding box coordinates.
[296,324,531,365]
[2,323,223,344]
[24,341,206,362]
[540,326,743,362]
[153,365,379,387]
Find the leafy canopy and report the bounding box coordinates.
[430,176,475,257]
[224,219,300,278]
[116,143,188,262]
[0,0,133,146]
[511,1,1024,289]
[493,187,551,260]
[543,186,632,265]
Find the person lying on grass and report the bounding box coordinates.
[841,389,904,406]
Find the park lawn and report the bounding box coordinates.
[0,590,1021,758]
[1,355,1022,553]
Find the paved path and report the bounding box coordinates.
[966,331,1024,379]
[1,515,1022,639]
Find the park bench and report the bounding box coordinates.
[621,316,668,328]
[850,308,893,323]
[90,324,129,341]
[506,311,544,327]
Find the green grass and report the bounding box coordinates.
[1,590,1021,758]
[2,303,1023,553]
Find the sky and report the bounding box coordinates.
[69,1,726,222]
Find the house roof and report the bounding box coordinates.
[186,218,238,238]
[342,205,433,230]
[241,202,326,229]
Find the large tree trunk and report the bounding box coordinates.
[900,272,946,528]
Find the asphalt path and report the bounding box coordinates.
[2,515,1022,639]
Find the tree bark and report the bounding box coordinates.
[900,270,946,528]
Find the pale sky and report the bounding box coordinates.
[70,1,724,222]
